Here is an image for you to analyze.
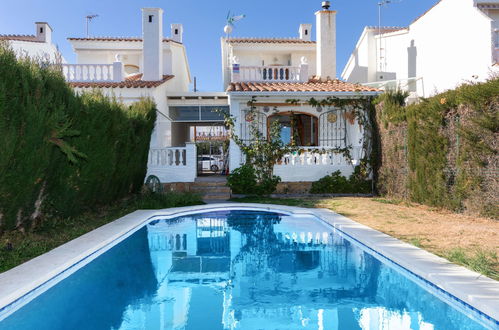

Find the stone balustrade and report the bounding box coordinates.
[232,63,309,83]
[146,143,197,183]
[61,62,124,82]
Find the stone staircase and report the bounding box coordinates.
[191,177,231,202]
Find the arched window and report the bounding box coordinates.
[124,64,140,76]
[268,112,318,146]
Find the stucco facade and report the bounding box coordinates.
[342,0,499,98]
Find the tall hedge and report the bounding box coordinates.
[376,78,499,218]
[0,45,156,231]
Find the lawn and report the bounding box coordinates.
[0,192,204,273]
[231,196,499,280]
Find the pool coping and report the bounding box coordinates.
[0,203,498,323]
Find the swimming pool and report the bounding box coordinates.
[0,206,497,329]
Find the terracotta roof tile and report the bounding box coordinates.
[67,37,182,44]
[69,74,174,89]
[227,78,379,93]
[225,37,315,44]
[0,34,42,43]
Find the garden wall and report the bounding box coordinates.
[0,45,156,231]
[375,78,498,218]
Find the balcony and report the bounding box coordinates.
[61,62,124,82]
[231,62,309,83]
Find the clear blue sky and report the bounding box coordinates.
[0,0,437,91]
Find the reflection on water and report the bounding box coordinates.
[0,211,492,330]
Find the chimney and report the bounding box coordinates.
[315,1,336,79]
[142,8,164,81]
[171,23,183,43]
[35,22,52,43]
[298,24,312,41]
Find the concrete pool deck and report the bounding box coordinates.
[0,203,498,324]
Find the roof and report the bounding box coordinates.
[365,26,408,34]
[227,78,379,93]
[67,37,182,44]
[224,37,315,44]
[69,74,174,89]
[0,34,42,43]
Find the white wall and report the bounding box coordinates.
[342,0,497,97]
[9,40,64,63]
[410,0,494,96]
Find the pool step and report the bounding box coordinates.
[192,177,231,201]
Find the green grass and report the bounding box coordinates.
[0,192,204,273]
[372,198,402,205]
[446,248,499,280]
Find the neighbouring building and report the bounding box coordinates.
[0,21,65,63]
[341,0,499,99]
[57,2,379,189]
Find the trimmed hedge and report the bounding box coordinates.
[0,45,156,231]
[376,78,499,218]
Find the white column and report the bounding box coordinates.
[112,61,124,82]
[185,142,198,181]
[299,57,309,82]
[228,99,242,172]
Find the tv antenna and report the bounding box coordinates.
[377,0,402,72]
[85,14,99,38]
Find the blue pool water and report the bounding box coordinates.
[0,210,496,330]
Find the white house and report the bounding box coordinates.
[223,1,379,182]
[58,2,379,190]
[341,0,499,98]
[0,22,64,63]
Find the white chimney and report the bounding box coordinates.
[142,8,164,81]
[171,23,183,43]
[315,1,336,79]
[299,24,312,41]
[35,22,52,44]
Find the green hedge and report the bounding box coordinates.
[376,78,499,218]
[0,45,156,231]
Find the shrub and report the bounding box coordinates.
[375,77,499,218]
[0,45,156,231]
[310,168,372,194]
[227,164,281,196]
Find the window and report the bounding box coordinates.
[40,27,44,33]
[268,113,318,146]
[175,29,179,35]
[169,106,228,121]
[305,30,308,36]
[148,15,153,23]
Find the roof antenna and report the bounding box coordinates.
[85,14,99,38]
[377,0,402,72]
[224,11,246,39]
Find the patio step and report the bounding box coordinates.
[192,177,231,201]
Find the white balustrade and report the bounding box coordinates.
[61,62,124,82]
[274,146,363,182]
[148,147,187,167]
[234,65,304,83]
[279,146,362,167]
[146,143,197,183]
